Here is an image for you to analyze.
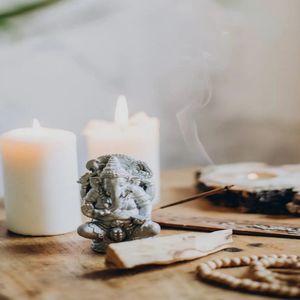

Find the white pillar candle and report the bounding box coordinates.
[83,95,160,203]
[1,119,81,236]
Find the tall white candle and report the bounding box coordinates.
[83,96,160,203]
[1,119,81,236]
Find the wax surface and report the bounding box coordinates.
[1,127,82,236]
[84,112,160,203]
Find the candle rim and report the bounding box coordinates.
[82,112,159,136]
[1,127,76,143]
[82,121,160,138]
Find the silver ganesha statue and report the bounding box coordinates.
[77,154,160,253]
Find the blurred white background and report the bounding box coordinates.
[1,0,300,196]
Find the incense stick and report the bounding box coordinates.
[159,185,234,209]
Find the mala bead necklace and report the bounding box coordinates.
[196,254,300,298]
[252,255,300,286]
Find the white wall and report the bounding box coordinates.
[0,0,300,193]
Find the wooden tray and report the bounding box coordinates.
[153,198,300,239]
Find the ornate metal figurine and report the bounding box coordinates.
[77,154,160,253]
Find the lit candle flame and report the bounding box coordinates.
[114,95,129,128]
[32,118,41,129]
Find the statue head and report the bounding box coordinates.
[80,154,155,203]
[100,156,131,199]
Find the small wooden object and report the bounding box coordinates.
[196,163,300,214]
[154,211,300,238]
[106,229,232,269]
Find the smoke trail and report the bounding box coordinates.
[176,77,214,166]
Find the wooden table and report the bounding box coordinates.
[0,168,299,300]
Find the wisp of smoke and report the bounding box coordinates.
[176,76,214,166]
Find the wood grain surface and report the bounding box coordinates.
[0,168,299,300]
[153,201,300,238]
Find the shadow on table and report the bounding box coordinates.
[80,260,188,281]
